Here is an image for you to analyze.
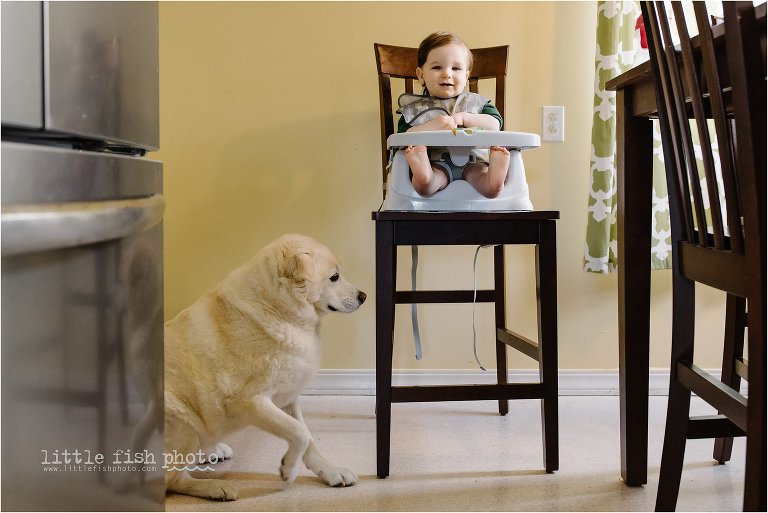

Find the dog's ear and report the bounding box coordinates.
[291,251,317,283]
[279,246,319,301]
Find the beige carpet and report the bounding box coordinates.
[165,395,746,511]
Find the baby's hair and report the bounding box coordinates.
[417,31,474,73]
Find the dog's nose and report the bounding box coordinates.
[358,291,367,304]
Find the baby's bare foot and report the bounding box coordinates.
[405,145,447,195]
[487,146,511,196]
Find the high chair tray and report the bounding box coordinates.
[387,129,541,150]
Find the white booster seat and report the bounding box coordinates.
[382,128,540,211]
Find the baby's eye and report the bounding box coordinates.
[330,273,340,282]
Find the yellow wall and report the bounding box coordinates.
[158,1,728,371]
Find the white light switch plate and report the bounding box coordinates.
[542,106,565,142]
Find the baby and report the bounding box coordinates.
[397,32,510,198]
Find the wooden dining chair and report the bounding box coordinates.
[372,43,560,478]
[641,2,766,510]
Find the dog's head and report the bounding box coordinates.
[275,234,366,315]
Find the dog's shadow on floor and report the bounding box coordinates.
[306,411,374,421]
[221,471,294,499]
[166,471,291,503]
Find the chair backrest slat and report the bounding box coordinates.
[645,1,700,243]
[642,0,764,261]
[374,43,508,195]
[670,2,726,248]
[723,2,766,274]
[692,2,744,252]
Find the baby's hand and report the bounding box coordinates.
[419,115,457,131]
[406,115,458,133]
[434,115,458,130]
[452,112,500,131]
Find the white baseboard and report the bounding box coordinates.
[305,369,703,397]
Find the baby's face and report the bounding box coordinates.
[416,43,470,99]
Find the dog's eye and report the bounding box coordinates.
[330,273,339,282]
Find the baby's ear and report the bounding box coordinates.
[415,67,424,84]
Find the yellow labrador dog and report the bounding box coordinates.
[165,234,366,500]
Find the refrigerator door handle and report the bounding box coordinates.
[1,194,165,256]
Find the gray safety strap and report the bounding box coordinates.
[472,245,488,371]
[410,244,492,370]
[411,245,423,360]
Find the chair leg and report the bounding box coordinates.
[655,273,696,512]
[537,221,558,473]
[656,375,693,511]
[744,435,767,512]
[375,221,396,479]
[494,245,509,416]
[742,294,766,512]
[713,294,746,464]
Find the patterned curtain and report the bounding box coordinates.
[584,1,673,273]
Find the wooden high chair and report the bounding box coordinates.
[371,43,560,478]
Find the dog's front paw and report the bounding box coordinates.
[319,466,358,487]
[279,456,301,484]
[212,443,233,461]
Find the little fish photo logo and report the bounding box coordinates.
[40,448,220,473]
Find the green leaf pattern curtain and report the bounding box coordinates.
[585,1,673,273]
[585,1,726,274]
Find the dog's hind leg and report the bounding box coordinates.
[246,397,311,484]
[283,401,358,487]
[167,470,238,501]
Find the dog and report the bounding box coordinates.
[164,234,366,501]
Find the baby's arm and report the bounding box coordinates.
[452,112,501,131]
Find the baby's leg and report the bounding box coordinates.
[463,146,510,198]
[405,145,449,196]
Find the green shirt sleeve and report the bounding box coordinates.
[481,102,503,130]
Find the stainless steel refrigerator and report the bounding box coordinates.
[2,2,164,510]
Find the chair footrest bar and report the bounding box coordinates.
[497,327,540,361]
[735,357,748,380]
[677,361,748,431]
[395,290,495,304]
[686,415,746,439]
[391,383,544,403]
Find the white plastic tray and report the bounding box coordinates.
[387,129,541,150]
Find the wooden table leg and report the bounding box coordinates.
[537,220,559,473]
[494,244,509,416]
[616,88,654,487]
[375,220,396,479]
